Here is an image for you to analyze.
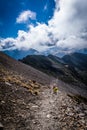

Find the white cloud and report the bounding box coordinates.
[0,24,51,51]
[15,24,51,51]
[0,38,16,50]
[42,0,87,52]
[16,10,36,23]
[0,0,87,54]
[49,0,87,50]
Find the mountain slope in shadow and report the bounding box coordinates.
[62,52,87,71]
[20,53,87,86]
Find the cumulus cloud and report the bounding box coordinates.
[0,24,51,51]
[0,38,16,50]
[0,0,87,53]
[49,0,87,39]
[16,10,36,23]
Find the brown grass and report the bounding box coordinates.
[0,67,41,95]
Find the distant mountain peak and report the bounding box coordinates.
[20,52,87,86]
[3,48,40,60]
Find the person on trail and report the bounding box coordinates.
[53,86,58,94]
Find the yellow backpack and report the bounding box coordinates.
[53,86,58,93]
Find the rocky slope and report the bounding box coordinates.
[0,52,87,130]
[0,68,87,130]
[0,52,53,85]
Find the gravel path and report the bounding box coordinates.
[27,86,87,130]
[0,74,87,130]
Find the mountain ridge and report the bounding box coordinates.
[3,48,40,60]
[2,47,87,60]
[62,52,87,70]
[20,52,87,86]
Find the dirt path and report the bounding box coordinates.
[24,86,87,130]
[0,82,87,130]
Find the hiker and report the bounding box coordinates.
[53,86,58,94]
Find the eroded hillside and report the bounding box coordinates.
[0,52,87,130]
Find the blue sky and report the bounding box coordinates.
[0,0,55,38]
[0,0,87,55]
